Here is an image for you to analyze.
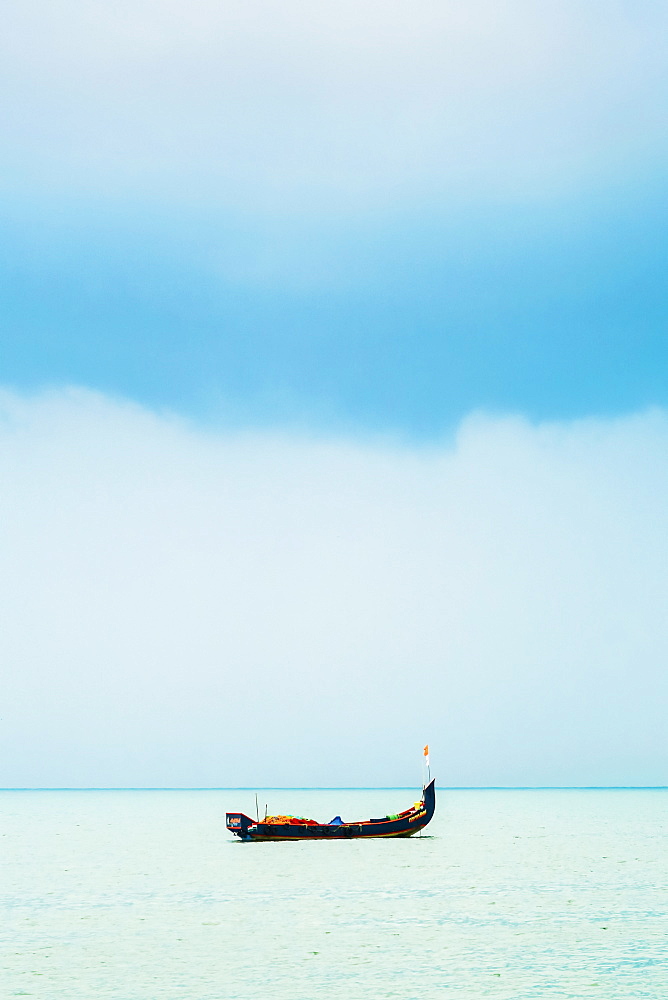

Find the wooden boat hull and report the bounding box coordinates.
[226,778,435,842]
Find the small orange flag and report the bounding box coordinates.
[423,744,430,767]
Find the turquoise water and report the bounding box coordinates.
[2,789,667,998]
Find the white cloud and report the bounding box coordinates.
[2,1,668,209]
[1,388,667,786]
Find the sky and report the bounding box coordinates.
[1,1,667,786]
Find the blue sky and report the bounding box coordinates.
[2,1,668,786]
[2,0,668,436]
[3,177,668,435]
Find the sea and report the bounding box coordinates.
[2,788,667,999]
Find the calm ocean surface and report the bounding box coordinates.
[2,788,667,999]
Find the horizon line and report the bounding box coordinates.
[1,785,667,791]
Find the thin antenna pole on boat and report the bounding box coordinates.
[422,745,431,790]
[255,793,259,823]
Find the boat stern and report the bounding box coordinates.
[226,812,255,839]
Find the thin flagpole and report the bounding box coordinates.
[423,744,430,786]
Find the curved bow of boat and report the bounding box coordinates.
[422,777,436,825]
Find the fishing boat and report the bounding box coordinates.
[226,777,436,842]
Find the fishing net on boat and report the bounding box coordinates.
[263,815,319,826]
